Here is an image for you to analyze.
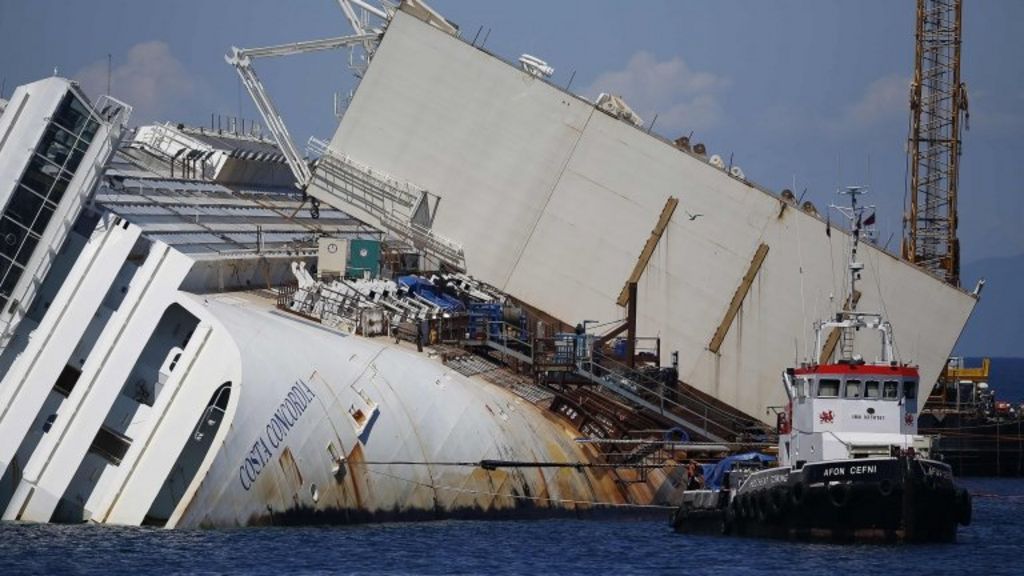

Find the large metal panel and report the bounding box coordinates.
[319,10,593,287]
[324,8,975,420]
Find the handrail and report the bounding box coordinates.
[309,145,465,270]
[586,350,747,429]
[573,360,727,442]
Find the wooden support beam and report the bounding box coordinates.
[708,243,770,354]
[818,290,862,364]
[595,322,628,350]
[626,282,637,368]
[617,197,679,306]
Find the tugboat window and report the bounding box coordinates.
[817,379,840,398]
[864,380,881,399]
[844,379,862,398]
[883,381,899,400]
[903,381,917,400]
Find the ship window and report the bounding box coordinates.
[903,381,918,400]
[38,124,77,169]
[3,185,49,230]
[0,216,40,265]
[0,255,23,307]
[52,93,92,137]
[864,380,881,399]
[89,425,132,465]
[844,379,863,399]
[31,204,54,237]
[817,379,840,398]
[21,155,59,198]
[883,381,899,400]
[46,174,70,205]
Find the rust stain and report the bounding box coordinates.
[488,469,515,511]
[278,447,304,491]
[345,443,367,509]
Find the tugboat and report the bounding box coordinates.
[672,187,972,543]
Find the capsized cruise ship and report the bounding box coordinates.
[0,76,687,527]
[0,0,975,527]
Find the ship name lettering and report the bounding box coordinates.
[849,465,877,475]
[239,380,317,491]
[743,472,785,491]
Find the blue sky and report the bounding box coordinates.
[2,0,1022,353]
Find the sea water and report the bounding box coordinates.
[1,477,1021,575]
[3,358,1023,575]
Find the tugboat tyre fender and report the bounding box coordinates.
[764,490,780,519]
[790,480,807,506]
[956,488,972,526]
[756,491,770,521]
[741,494,753,519]
[878,478,895,497]
[771,485,789,514]
[827,482,850,508]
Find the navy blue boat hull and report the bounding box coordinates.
[671,457,971,543]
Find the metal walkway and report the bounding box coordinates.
[306,138,466,270]
[467,322,735,442]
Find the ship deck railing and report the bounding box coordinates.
[274,285,762,445]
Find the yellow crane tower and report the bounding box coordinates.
[903,0,969,287]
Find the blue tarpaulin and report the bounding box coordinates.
[702,452,776,490]
[398,276,465,312]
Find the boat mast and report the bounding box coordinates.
[829,186,875,362]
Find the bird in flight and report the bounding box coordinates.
[685,210,703,221]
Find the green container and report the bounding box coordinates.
[345,239,381,279]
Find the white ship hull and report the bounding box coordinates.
[0,217,634,527]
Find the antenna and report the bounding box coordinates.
[834,186,868,305]
[823,186,886,362]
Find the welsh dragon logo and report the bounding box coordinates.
[818,410,835,424]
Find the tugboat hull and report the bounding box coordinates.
[672,457,971,543]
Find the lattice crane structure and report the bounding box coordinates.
[903,0,969,287]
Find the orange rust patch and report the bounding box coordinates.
[346,444,368,509]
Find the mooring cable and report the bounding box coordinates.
[347,459,679,470]
[362,467,679,511]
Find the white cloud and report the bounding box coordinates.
[74,41,196,123]
[584,51,729,134]
[826,74,909,135]
[967,89,1024,134]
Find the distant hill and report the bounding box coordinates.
[954,253,1024,357]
